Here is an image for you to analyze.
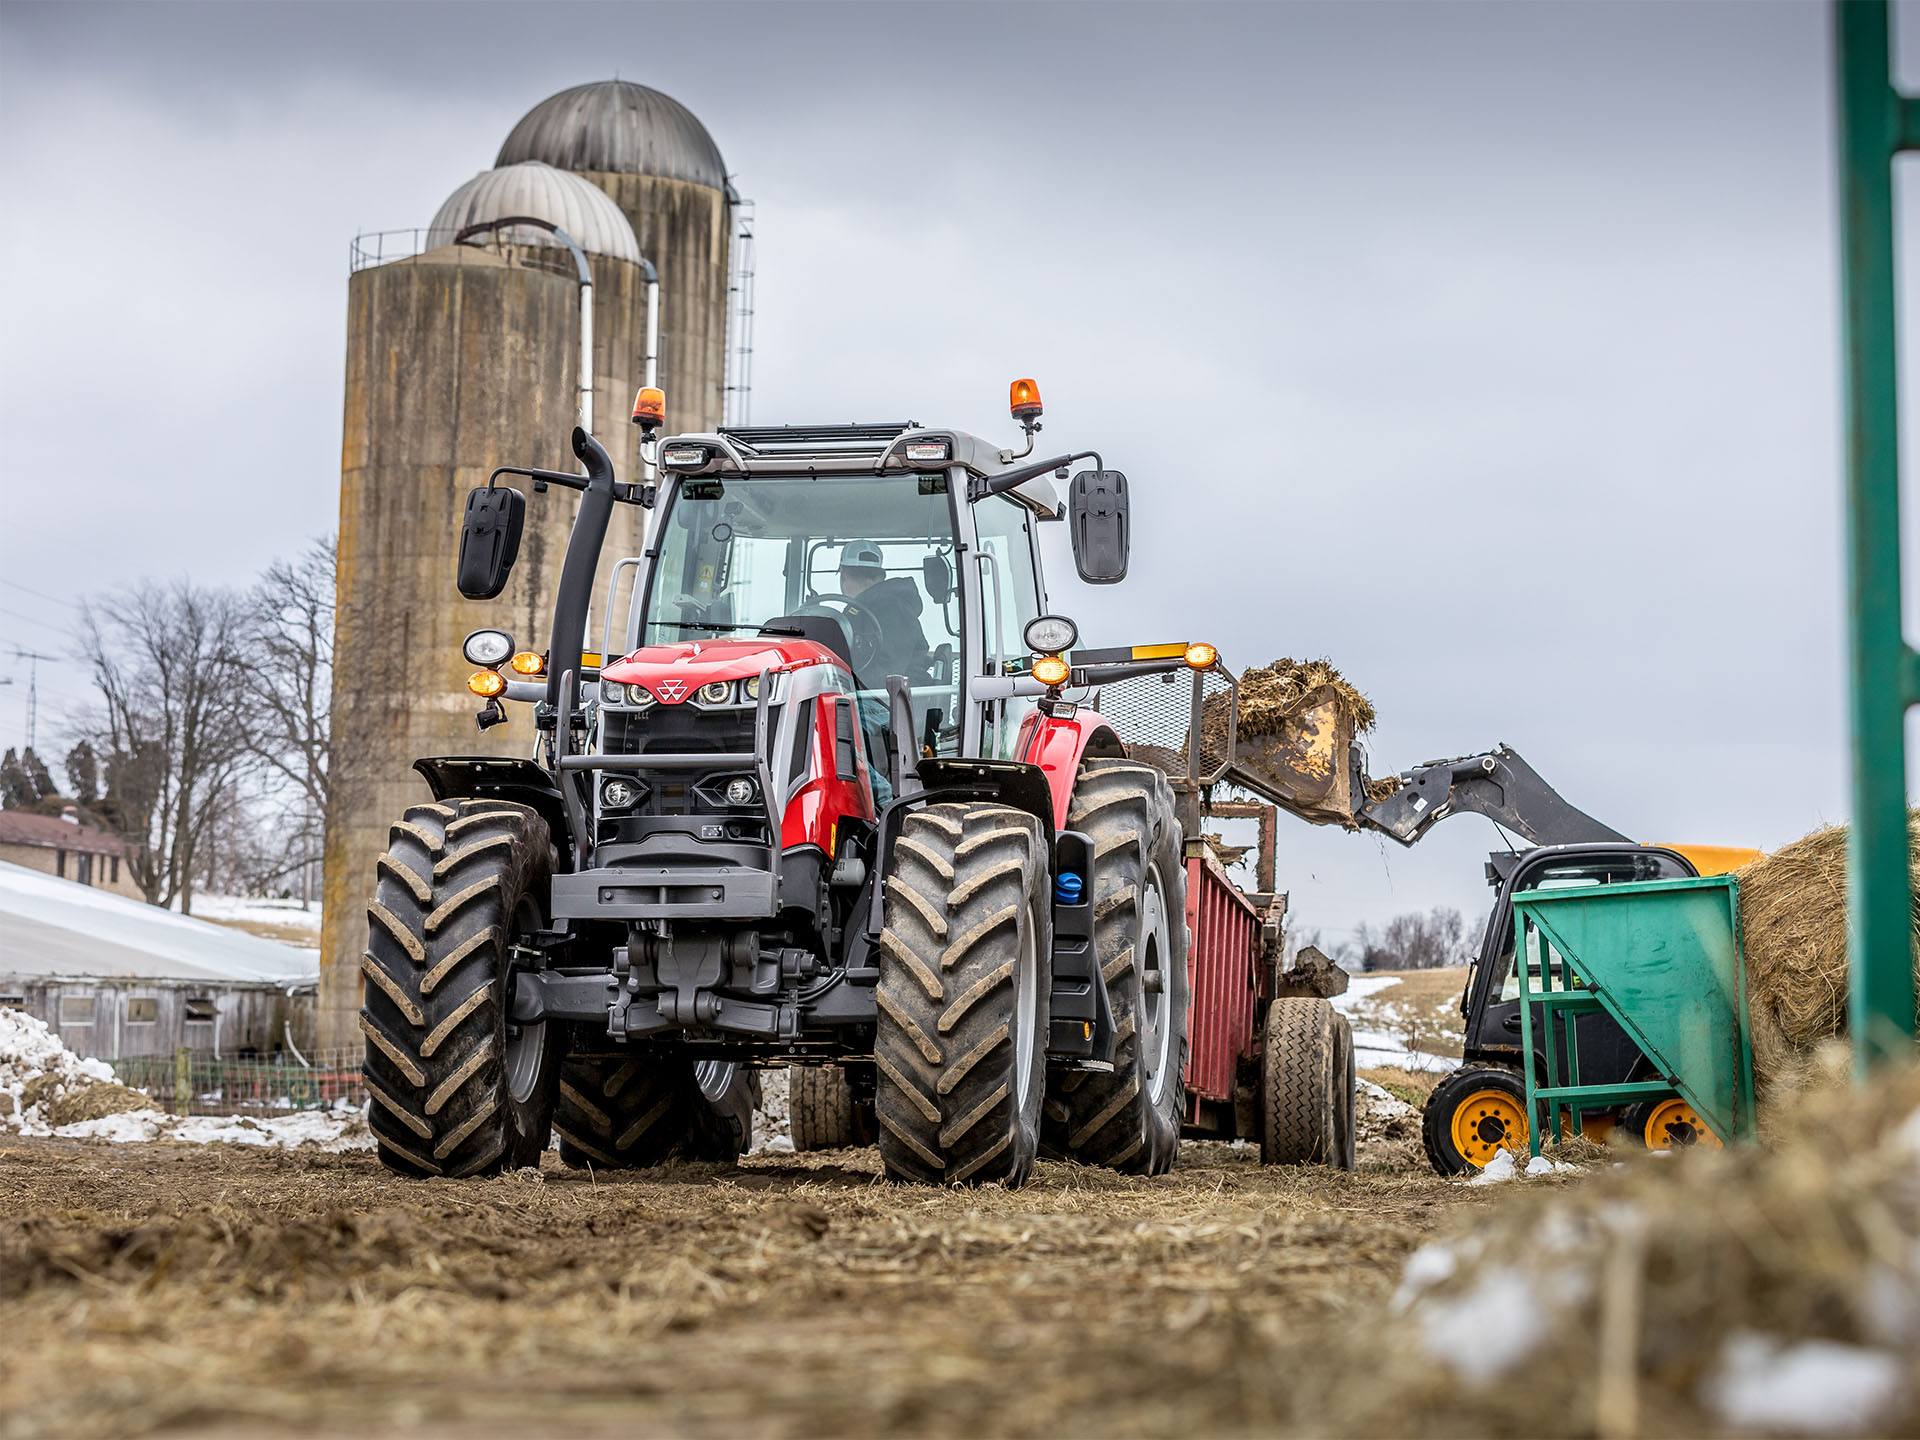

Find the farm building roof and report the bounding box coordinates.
[0,861,317,986]
[0,811,124,857]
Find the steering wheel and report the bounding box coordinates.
[798,593,885,677]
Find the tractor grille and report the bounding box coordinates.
[1095,667,1236,785]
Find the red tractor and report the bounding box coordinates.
[359,382,1352,1184]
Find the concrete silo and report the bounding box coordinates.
[498,80,734,432]
[318,81,733,1048]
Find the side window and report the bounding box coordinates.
[973,497,1042,665]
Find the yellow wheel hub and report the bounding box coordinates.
[1642,1098,1721,1151]
[1450,1088,1529,1168]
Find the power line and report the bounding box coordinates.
[0,578,81,612]
[0,605,71,636]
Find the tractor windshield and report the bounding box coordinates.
[639,472,964,748]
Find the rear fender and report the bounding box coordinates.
[1014,708,1126,828]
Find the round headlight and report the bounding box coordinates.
[743,674,761,700]
[1023,615,1078,655]
[601,678,625,704]
[601,778,640,810]
[626,683,656,708]
[724,778,757,807]
[697,680,733,705]
[462,628,514,667]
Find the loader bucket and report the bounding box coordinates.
[1225,682,1363,828]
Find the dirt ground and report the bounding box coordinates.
[0,1135,1494,1440]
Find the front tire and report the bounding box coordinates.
[360,799,559,1178]
[1046,760,1191,1174]
[1421,1066,1529,1175]
[873,802,1052,1186]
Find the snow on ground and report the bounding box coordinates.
[1703,1334,1907,1435]
[2,1005,368,1150]
[177,893,322,934]
[1332,974,1461,1074]
[36,1103,371,1151]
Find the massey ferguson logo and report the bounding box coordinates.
[656,678,689,703]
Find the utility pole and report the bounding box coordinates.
[8,649,57,752]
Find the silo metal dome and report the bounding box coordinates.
[427,160,642,264]
[496,80,727,190]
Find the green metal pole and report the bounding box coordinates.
[1835,0,1919,1071]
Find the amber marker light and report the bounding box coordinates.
[468,669,507,698]
[1009,377,1043,422]
[1032,654,1072,687]
[631,386,666,428]
[510,651,545,676]
[1184,642,1218,670]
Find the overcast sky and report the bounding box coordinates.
[1,0,1916,947]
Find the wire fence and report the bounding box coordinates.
[111,1049,365,1117]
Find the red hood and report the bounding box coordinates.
[601,637,842,704]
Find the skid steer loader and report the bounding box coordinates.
[357,381,1352,1185]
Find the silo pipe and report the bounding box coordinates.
[454,216,595,433]
[638,258,660,481]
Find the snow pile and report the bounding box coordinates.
[3,1005,369,1151]
[752,1067,793,1155]
[1,1007,141,1129]
[1354,1076,1423,1168]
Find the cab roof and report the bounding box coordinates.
[658,422,1064,517]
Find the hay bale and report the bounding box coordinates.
[1309,1058,1920,1436]
[1735,817,1920,1097]
[18,1073,148,1127]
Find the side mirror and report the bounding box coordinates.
[922,553,953,604]
[457,485,526,600]
[1068,470,1130,584]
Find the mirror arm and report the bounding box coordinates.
[489,464,648,507]
[968,450,1100,503]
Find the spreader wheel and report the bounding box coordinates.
[1422,1066,1530,1175]
[790,1065,877,1150]
[873,801,1052,1186]
[1045,759,1191,1175]
[1260,996,1348,1166]
[1623,1096,1723,1152]
[359,799,560,1178]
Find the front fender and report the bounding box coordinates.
[1014,709,1127,828]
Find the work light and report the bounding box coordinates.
[1023,615,1078,655]
[462,629,514,667]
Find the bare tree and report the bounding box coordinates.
[240,538,333,815]
[77,581,252,911]
[1352,906,1468,972]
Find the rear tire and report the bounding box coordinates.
[1046,760,1190,1174]
[1260,996,1344,1166]
[360,798,559,1179]
[554,1052,752,1168]
[873,802,1052,1186]
[790,1066,877,1150]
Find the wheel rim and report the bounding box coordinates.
[502,896,547,1106]
[1138,860,1174,1104]
[1643,1098,1721,1150]
[1013,907,1039,1110]
[1450,1087,1528,1168]
[694,1059,735,1103]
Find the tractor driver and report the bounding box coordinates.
[836,540,932,689]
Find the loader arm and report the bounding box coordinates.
[1356,744,1628,848]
